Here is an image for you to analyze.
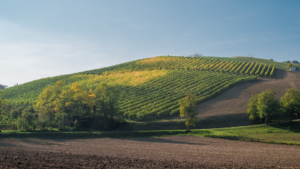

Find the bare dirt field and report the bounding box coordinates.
[194,70,300,128]
[1,136,300,168]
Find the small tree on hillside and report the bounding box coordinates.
[287,63,293,69]
[179,94,198,131]
[257,89,281,124]
[192,53,203,58]
[247,94,260,120]
[281,88,300,122]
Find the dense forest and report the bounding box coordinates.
[0,56,279,130]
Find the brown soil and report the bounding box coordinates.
[1,136,300,168]
[195,70,300,128]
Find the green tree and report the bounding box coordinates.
[0,91,3,120]
[281,88,300,122]
[247,89,281,124]
[247,94,260,120]
[0,91,8,121]
[287,63,293,69]
[179,94,198,131]
[257,89,281,124]
[35,81,64,125]
[94,83,120,129]
[21,106,36,130]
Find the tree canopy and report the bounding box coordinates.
[179,94,198,131]
[247,94,260,120]
[28,81,121,130]
[247,89,280,124]
[281,88,300,122]
[0,91,8,121]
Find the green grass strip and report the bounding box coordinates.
[1,121,300,146]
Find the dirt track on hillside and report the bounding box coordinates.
[195,70,300,128]
[1,136,300,168]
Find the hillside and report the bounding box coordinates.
[2,56,279,120]
[194,70,300,128]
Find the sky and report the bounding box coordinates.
[0,0,300,87]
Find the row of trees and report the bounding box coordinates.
[247,88,300,124]
[0,81,122,130]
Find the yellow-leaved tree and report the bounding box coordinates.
[35,80,64,128]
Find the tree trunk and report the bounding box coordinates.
[187,124,189,131]
[265,116,268,124]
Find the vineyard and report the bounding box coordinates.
[116,71,257,120]
[79,56,276,76]
[2,56,277,120]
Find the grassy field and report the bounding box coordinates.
[1,121,299,146]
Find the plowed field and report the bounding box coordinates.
[195,70,300,128]
[1,136,300,168]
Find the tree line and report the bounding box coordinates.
[0,81,122,130]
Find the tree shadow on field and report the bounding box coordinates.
[193,113,261,129]
[125,113,261,131]
[271,121,300,133]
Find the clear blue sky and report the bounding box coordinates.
[0,0,300,86]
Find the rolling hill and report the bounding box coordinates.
[1,56,284,120]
